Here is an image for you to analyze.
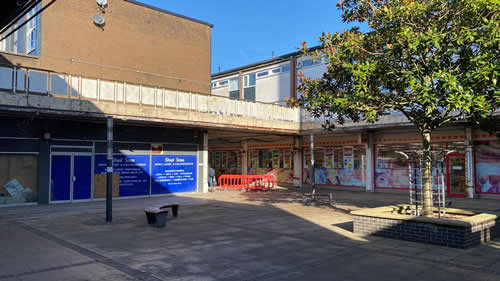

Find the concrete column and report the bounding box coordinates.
[465,127,475,198]
[365,132,375,192]
[293,136,302,187]
[201,131,209,193]
[37,139,51,204]
[241,140,248,175]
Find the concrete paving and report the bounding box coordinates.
[0,188,499,281]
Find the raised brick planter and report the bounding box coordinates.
[352,206,499,249]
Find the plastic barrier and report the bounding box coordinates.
[246,175,274,190]
[218,175,248,190]
[218,174,275,191]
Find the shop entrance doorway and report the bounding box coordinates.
[50,154,92,202]
[446,153,466,197]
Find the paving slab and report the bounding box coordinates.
[0,188,499,281]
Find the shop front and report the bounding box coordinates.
[474,139,500,196]
[209,148,242,180]
[301,136,366,189]
[247,143,295,184]
[374,131,468,197]
[0,117,204,205]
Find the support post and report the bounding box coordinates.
[293,136,302,188]
[242,140,248,175]
[202,131,209,193]
[38,138,51,204]
[106,116,113,222]
[365,132,375,192]
[465,127,475,199]
[310,135,315,195]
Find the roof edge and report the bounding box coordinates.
[123,0,214,28]
[211,46,322,78]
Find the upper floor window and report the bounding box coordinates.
[282,65,290,72]
[229,77,239,99]
[303,59,313,68]
[229,78,239,91]
[26,6,38,54]
[244,73,256,101]
[0,4,40,56]
[272,68,281,74]
[244,73,256,87]
[257,71,268,78]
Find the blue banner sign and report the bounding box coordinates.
[151,155,197,194]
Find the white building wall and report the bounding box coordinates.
[211,56,327,104]
[211,74,237,98]
[253,63,290,104]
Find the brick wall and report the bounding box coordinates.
[353,215,500,249]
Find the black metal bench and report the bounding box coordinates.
[144,203,179,228]
[302,193,335,207]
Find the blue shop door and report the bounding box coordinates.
[51,155,71,201]
[73,156,92,200]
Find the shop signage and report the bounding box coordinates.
[344,147,354,170]
[272,149,281,168]
[151,155,197,194]
[250,150,259,168]
[283,149,292,169]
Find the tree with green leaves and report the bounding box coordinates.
[292,0,499,217]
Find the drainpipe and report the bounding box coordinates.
[239,71,244,100]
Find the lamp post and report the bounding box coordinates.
[106,116,113,222]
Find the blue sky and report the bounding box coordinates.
[138,0,361,74]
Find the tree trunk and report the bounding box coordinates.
[421,130,433,217]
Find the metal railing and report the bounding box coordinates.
[0,64,300,123]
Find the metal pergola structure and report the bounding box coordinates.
[395,150,453,217]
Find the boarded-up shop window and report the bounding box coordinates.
[0,155,38,204]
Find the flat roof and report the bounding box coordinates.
[124,0,214,28]
[212,46,322,78]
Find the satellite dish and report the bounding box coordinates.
[92,14,105,27]
[96,0,108,8]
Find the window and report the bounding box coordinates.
[475,140,500,194]
[272,68,281,74]
[229,78,239,91]
[282,65,290,72]
[26,6,38,54]
[303,59,313,67]
[244,73,256,87]
[229,77,239,99]
[211,83,216,88]
[0,154,39,204]
[257,71,268,77]
[244,73,256,101]
[219,80,228,86]
[244,87,255,101]
[303,146,366,187]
